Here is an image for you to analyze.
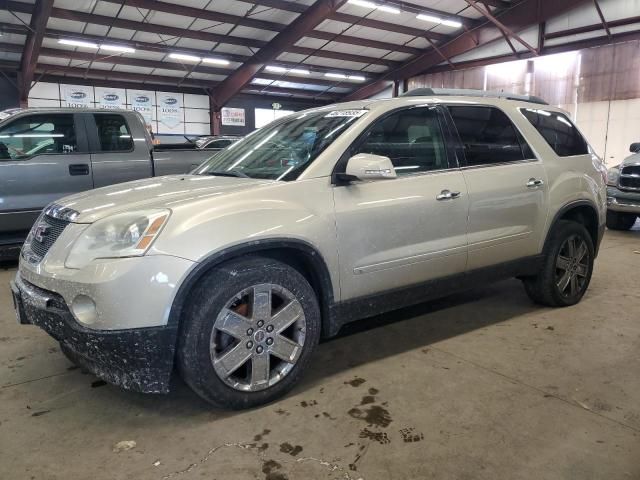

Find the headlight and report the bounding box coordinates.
[607,166,620,186]
[65,210,170,269]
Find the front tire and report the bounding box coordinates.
[523,220,594,307]
[606,210,637,230]
[177,256,321,409]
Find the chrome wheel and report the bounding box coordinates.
[555,234,590,298]
[210,283,306,392]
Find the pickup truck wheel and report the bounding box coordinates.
[606,211,637,230]
[177,256,320,409]
[523,220,594,307]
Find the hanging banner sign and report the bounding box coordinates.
[96,87,125,110]
[130,90,154,124]
[221,107,245,126]
[157,93,183,129]
[62,85,92,108]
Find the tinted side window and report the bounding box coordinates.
[0,114,77,161]
[521,108,589,157]
[94,114,133,152]
[448,106,530,166]
[355,107,448,175]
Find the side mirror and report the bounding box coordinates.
[344,153,397,181]
[630,142,640,153]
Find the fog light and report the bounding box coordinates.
[71,295,97,325]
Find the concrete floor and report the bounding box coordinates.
[0,226,639,480]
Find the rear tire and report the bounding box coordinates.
[523,220,594,307]
[606,211,637,230]
[177,256,321,409]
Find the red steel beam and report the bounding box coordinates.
[465,0,539,55]
[19,0,54,103]
[210,0,349,108]
[344,0,591,100]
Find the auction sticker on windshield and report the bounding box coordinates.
[325,110,368,118]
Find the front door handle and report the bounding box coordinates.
[69,164,90,176]
[527,178,544,188]
[436,189,461,201]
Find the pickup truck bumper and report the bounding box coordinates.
[607,186,640,214]
[11,272,177,393]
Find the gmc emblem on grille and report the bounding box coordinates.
[33,224,50,243]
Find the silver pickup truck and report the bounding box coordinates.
[0,108,222,258]
[606,143,640,230]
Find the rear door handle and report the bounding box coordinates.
[527,178,544,188]
[436,189,461,201]
[69,164,90,176]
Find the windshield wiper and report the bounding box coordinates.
[203,170,249,178]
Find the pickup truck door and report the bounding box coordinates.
[85,112,153,187]
[0,112,92,242]
[332,106,469,301]
[446,105,548,271]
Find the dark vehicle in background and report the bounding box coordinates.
[606,142,640,230]
[0,108,223,258]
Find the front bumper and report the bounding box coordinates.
[607,186,640,214]
[11,272,177,393]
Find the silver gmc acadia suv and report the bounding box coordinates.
[11,89,607,409]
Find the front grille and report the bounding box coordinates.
[28,215,70,260]
[620,165,640,191]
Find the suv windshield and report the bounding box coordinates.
[193,109,367,181]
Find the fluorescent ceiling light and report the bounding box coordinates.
[348,0,400,14]
[349,0,377,8]
[290,68,310,75]
[202,57,230,65]
[416,13,461,28]
[58,39,98,49]
[266,65,287,73]
[100,44,135,53]
[326,72,365,81]
[169,53,201,62]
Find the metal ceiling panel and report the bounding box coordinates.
[545,1,609,34]
[188,19,236,35]
[201,0,258,16]
[172,37,219,52]
[93,1,128,17]
[130,31,180,45]
[114,5,151,22]
[247,7,299,24]
[54,0,98,11]
[212,43,257,56]
[150,67,189,77]
[227,25,279,43]
[140,10,201,30]
[187,72,227,81]
[0,51,21,62]
[103,27,138,40]
[37,55,70,67]
[70,60,114,70]
[46,16,85,33]
[302,55,369,72]
[112,64,155,75]
[320,41,389,58]
[0,33,27,46]
[82,23,110,37]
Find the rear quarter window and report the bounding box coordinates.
[520,108,589,157]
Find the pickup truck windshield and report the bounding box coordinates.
[193,109,367,181]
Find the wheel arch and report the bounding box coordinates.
[167,238,337,338]
[545,200,602,254]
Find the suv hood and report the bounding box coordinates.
[56,175,273,223]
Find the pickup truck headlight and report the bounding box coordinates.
[607,166,620,186]
[65,210,170,269]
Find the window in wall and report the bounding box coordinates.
[94,114,133,152]
[355,107,448,175]
[520,108,589,157]
[448,106,532,166]
[255,108,295,129]
[0,114,77,160]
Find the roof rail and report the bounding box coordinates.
[401,88,548,105]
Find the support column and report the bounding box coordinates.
[209,94,221,135]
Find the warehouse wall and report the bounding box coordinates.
[408,40,640,167]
